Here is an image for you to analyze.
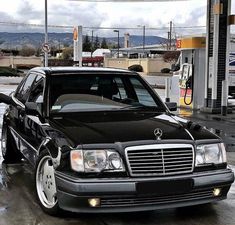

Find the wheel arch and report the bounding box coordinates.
[37,138,62,169]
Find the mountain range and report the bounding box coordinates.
[0,32,167,50]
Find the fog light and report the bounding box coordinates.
[213,188,221,197]
[88,198,100,207]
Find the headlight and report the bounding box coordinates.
[195,143,227,166]
[84,150,107,172]
[70,150,125,173]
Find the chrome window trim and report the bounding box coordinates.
[125,144,195,177]
[12,95,25,109]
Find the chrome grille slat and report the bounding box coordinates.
[125,144,194,177]
[164,160,193,164]
[163,156,192,160]
[132,170,164,172]
[129,156,162,159]
[129,158,162,161]
[163,166,192,171]
[130,162,164,165]
[164,154,192,156]
[132,166,162,168]
[164,163,192,168]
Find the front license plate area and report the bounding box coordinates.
[136,179,193,196]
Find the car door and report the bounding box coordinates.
[23,74,47,165]
[24,74,46,141]
[10,72,38,162]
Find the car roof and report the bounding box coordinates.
[30,67,137,76]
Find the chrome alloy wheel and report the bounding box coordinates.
[36,156,58,209]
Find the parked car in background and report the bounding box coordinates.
[0,67,234,215]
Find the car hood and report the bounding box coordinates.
[49,111,218,146]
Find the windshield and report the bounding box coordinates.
[49,73,165,113]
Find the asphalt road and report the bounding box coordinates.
[0,161,234,225]
[0,80,235,225]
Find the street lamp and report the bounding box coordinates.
[138,25,146,53]
[113,29,120,58]
[91,30,95,58]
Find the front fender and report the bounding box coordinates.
[38,138,71,169]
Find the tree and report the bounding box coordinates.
[62,47,73,60]
[83,34,92,52]
[50,45,58,57]
[35,47,41,57]
[162,51,180,64]
[101,38,108,49]
[19,46,36,57]
[94,35,100,50]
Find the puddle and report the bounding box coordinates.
[0,163,10,191]
[0,207,8,213]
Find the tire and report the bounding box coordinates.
[35,150,60,216]
[1,126,22,163]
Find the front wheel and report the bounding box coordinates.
[35,151,60,215]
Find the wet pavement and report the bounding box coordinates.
[0,160,234,225]
[0,79,235,225]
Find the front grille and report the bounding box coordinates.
[125,144,194,177]
[101,188,213,207]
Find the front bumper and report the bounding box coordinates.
[55,168,234,213]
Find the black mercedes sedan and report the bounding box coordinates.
[0,67,234,215]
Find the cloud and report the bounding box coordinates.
[0,0,208,37]
[16,0,42,21]
[48,2,107,30]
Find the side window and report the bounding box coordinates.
[113,77,127,100]
[15,73,37,104]
[130,78,157,106]
[14,78,27,99]
[28,75,45,103]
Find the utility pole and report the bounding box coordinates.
[167,32,170,50]
[143,25,146,52]
[113,30,120,58]
[169,21,172,50]
[44,0,48,67]
[91,30,94,58]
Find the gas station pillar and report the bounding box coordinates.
[203,0,231,113]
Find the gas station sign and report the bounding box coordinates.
[73,26,83,67]
[176,37,206,50]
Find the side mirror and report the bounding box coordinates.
[0,93,12,105]
[25,102,43,116]
[165,102,177,111]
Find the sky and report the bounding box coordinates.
[0,0,234,38]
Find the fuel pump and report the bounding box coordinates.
[184,76,193,105]
[174,36,206,110]
[179,63,194,107]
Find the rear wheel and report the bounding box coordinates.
[1,126,22,163]
[35,151,60,215]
